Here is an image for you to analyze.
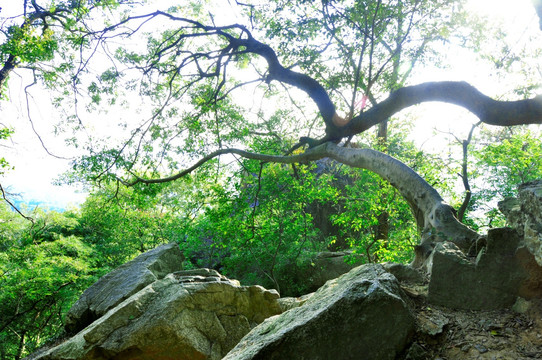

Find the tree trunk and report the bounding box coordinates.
[375,120,390,255]
[309,143,479,265]
[0,54,17,90]
[375,212,389,244]
[134,142,480,267]
[14,331,26,360]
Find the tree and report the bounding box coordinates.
[1,0,541,268]
[0,204,96,360]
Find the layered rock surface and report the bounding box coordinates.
[427,228,524,310]
[499,180,542,266]
[65,242,184,334]
[224,264,415,360]
[424,180,542,310]
[27,269,282,360]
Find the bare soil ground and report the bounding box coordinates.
[401,286,542,360]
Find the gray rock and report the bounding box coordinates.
[498,197,522,232]
[223,264,415,360]
[499,180,542,266]
[382,262,425,284]
[26,269,282,360]
[417,310,449,336]
[277,293,313,312]
[515,246,542,299]
[518,181,542,266]
[301,251,364,292]
[64,242,184,334]
[512,297,532,314]
[427,228,524,310]
[495,181,542,300]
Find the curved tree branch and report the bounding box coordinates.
[0,183,34,223]
[457,121,481,222]
[0,54,18,89]
[125,147,324,186]
[127,142,478,256]
[345,81,542,137]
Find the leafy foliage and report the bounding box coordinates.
[0,205,96,360]
[474,129,542,197]
[470,128,542,227]
[0,127,14,175]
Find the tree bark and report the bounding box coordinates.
[533,0,542,30]
[344,82,542,136]
[0,54,17,90]
[456,125,477,222]
[128,141,479,266]
[313,143,479,263]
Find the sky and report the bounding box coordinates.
[0,0,540,211]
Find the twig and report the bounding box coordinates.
[0,183,34,223]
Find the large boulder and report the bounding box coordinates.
[497,180,542,299]
[294,251,363,293]
[499,180,542,265]
[427,180,542,310]
[26,269,282,360]
[224,264,415,360]
[382,262,424,284]
[427,228,531,310]
[64,242,184,334]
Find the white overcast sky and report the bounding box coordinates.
[0,0,540,210]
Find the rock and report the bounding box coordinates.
[427,228,525,310]
[499,180,542,266]
[382,262,425,284]
[26,269,282,360]
[495,181,542,300]
[277,293,313,312]
[515,246,542,299]
[417,310,449,336]
[302,251,363,292]
[223,264,415,360]
[512,297,532,314]
[64,242,184,334]
[473,344,488,354]
[518,181,542,266]
[498,197,522,232]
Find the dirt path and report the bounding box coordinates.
[403,288,542,360]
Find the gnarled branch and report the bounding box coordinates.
[345,81,542,137]
[127,142,477,255]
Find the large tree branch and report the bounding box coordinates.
[341,81,542,138]
[533,0,542,30]
[0,54,17,89]
[219,30,339,135]
[89,11,342,135]
[128,142,478,254]
[125,147,325,186]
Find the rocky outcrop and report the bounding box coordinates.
[27,269,282,360]
[382,262,424,284]
[499,180,542,266]
[298,251,363,293]
[64,242,184,334]
[427,228,524,310]
[277,293,313,312]
[425,180,542,310]
[498,180,542,300]
[224,264,415,360]
[23,181,542,359]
